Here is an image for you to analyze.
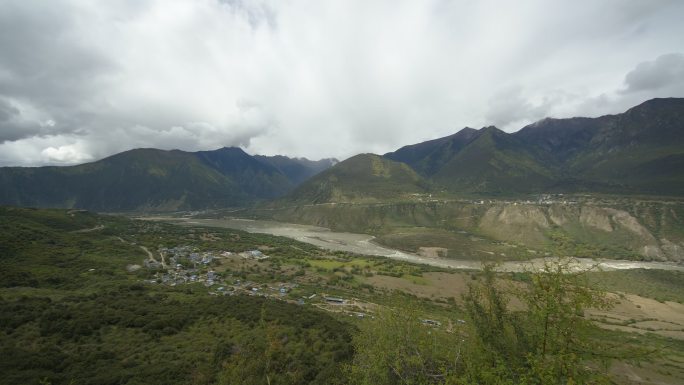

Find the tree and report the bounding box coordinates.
[460,263,530,383]
[518,259,614,384]
[348,299,463,385]
[461,258,614,384]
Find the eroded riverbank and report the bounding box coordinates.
[142,217,684,272]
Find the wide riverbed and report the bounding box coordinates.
[146,217,684,272]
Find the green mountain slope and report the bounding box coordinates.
[0,149,247,211]
[384,97,684,196]
[196,147,293,199]
[384,127,479,176]
[284,154,430,203]
[431,126,555,193]
[518,98,684,194]
[0,148,336,211]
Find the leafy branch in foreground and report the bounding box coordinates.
[347,300,463,385]
[350,258,620,384]
[463,259,616,384]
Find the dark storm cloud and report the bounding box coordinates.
[0,0,118,143]
[0,99,19,123]
[0,98,32,142]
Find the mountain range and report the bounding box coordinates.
[382,97,684,196]
[0,97,682,210]
[281,98,683,203]
[0,147,336,211]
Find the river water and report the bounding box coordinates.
[147,217,684,272]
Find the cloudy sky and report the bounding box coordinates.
[1,0,683,166]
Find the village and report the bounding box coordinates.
[408,192,579,206]
[136,244,460,326]
[143,245,291,295]
[139,244,382,320]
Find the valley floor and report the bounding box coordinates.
[144,216,684,272]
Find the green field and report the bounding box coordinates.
[589,269,684,303]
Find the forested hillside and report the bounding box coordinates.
[0,148,335,211]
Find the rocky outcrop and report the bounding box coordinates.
[579,206,614,232]
[479,205,550,246]
[660,238,684,262]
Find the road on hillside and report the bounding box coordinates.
[140,245,166,268]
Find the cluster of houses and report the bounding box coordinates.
[409,193,581,206]
[142,244,307,304]
[160,245,218,268]
[142,245,271,288]
[140,245,461,328]
[148,268,220,287]
[471,194,578,206]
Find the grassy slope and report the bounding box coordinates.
[283,154,430,204]
[432,127,556,193]
[588,269,684,303]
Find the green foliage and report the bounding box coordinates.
[2,206,680,384]
[121,220,321,258]
[461,260,615,384]
[347,302,462,385]
[0,288,353,385]
[587,269,684,303]
[461,264,530,378]
[0,207,354,385]
[0,207,141,289]
[348,259,618,384]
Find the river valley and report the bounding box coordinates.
[145,217,684,272]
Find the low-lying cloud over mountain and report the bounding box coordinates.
[1,0,683,166]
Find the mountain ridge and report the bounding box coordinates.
[0,147,335,211]
[380,97,684,196]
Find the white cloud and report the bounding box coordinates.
[41,143,94,164]
[622,53,684,93]
[0,0,683,166]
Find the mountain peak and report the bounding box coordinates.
[283,153,428,204]
[211,146,249,155]
[383,127,483,175]
[254,154,340,185]
[479,125,503,134]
